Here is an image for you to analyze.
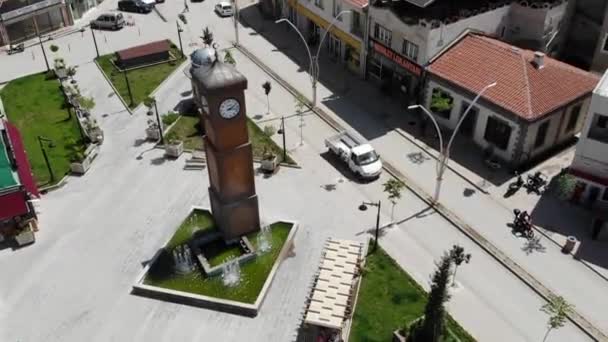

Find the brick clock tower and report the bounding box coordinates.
[190,46,260,242]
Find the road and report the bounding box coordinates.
[0,1,598,341]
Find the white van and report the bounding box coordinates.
[215,2,233,17]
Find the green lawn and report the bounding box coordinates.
[166,208,214,250]
[350,247,475,342]
[0,72,84,185]
[166,115,295,164]
[144,208,294,304]
[96,44,184,108]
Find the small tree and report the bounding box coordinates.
[541,296,573,342]
[414,252,452,342]
[552,172,577,201]
[224,50,236,65]
[262,81,272,115]
[449,244,471,286]
[201,27,213,46]
[383,178,404,223]
[50,44,59,53]
[294,94,307,146]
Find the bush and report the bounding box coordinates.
[50,44,59,53]
[162,112,180,126]
[44,70,57,80]
[263,125,276,136]
[165,131,181,145]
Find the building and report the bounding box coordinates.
[424,32,599,169]
[0,0,102,47]
[116,40,171,69]
[561,0,608,72]
[367,0,569,100]
[284,0,370,75]
[0,118,39,243]
[569,70,608,208]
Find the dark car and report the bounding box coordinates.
[118,0,153,13]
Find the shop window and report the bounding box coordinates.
[566,104,582,132]
[315,0,323,9]
[374,23,392,47]
[484,116,512,150]
[588,113,608,144]
[534,120,550,148]
[430,88,454,119]
[401,39,419,61]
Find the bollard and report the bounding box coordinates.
[562,236,577,254]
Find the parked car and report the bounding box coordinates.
[118,0,153,13]
[141,0,163,5]
[90,13,125,30]
[215,2,233,17]
[325,131,382,180]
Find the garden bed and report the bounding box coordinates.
[350,247,475,342]
[166,114,295,164]
[96,44,185,109]
[0,72,86,185]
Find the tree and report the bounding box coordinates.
[541,296,573,342]
[224,50,236,65]
[262,81,271,115]
[414,252,452,342]
[201,27,213,46]
[294,94,307,146]
[449,244,471,286]
[50,44,59,53]
[552,171,576,201]
[383,178,404,224]
[144,96,156,116]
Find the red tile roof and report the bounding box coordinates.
[116,40,170,61]
[427,34,600,121]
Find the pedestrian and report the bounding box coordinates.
[183,0,189,12]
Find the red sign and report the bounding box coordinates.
[373,40,422,77]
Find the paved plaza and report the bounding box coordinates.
[0,0,605,341]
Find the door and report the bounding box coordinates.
[586,186,601,208]
[459,101,478,137]
[572,182,586,204]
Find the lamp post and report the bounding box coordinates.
[277,116,287,162]
[176,21,184,58]
[37,136,55,182]
[123,69,134,107]
[358,200,381,253]
[407,81,497,203]
[276,10,351,107]
[90,27,100,59]
[38,34,50,72]
[233,0,239,46]
[153,100,164,145]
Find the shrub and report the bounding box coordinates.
[50,44,59,53]
[162,112,180,126]
[165,131,181,145]
[45,70,57,80]
[263,125,276,136]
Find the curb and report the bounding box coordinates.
[235,44,607,342]
[39,174,70,194]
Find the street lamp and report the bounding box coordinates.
[123,69,134,107]
[176,21,185,58]
[150,99,165,145]
[37,136,55,182]
[38,34,50,72]
[407,81,497,203]
[277,116,287,162]
[233,0,240,46]
[90,27,100,59]
[276,10,351,107]
[358,200,381,253]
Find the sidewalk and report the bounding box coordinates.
[237,7,608,339]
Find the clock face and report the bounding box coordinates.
[219,98,240,119]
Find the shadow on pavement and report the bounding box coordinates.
[531,191,608,277]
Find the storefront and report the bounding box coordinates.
[68,0,100,20]
[0,0,71,45]
[287,0,363,74]
[367,38,423,102]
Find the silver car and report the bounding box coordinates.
[90,13,125,30]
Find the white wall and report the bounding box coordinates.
[424,79,521,162]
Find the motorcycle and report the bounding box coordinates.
[525,171,547,195]
[7,43,24,55]
[504,172,524,198]
[512,209,535,239]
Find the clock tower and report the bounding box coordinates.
[190,46,260,241]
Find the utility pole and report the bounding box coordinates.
[91,27,100,58]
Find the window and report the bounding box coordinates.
[401,39,419,61]
[484,116,512,150]
[566,104,582,132]
[315,0,323,9]
[588,113,608,144]
[430,88,454,119]
[534,121,550,148]
[333,0,342,20]
[374,23,392,46]
[351,11,362,37]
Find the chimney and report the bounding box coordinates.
[533,51,545,69]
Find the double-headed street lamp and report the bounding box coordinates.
[176,21,185,58]
[38,34,51,72]
[37,136,55,182]
[359,200,381,253]
[276,10,351,107]
[408,81,497,203]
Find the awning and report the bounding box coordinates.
[5,121,39,197]
[0,189,29,222]
[288,0,361,52]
